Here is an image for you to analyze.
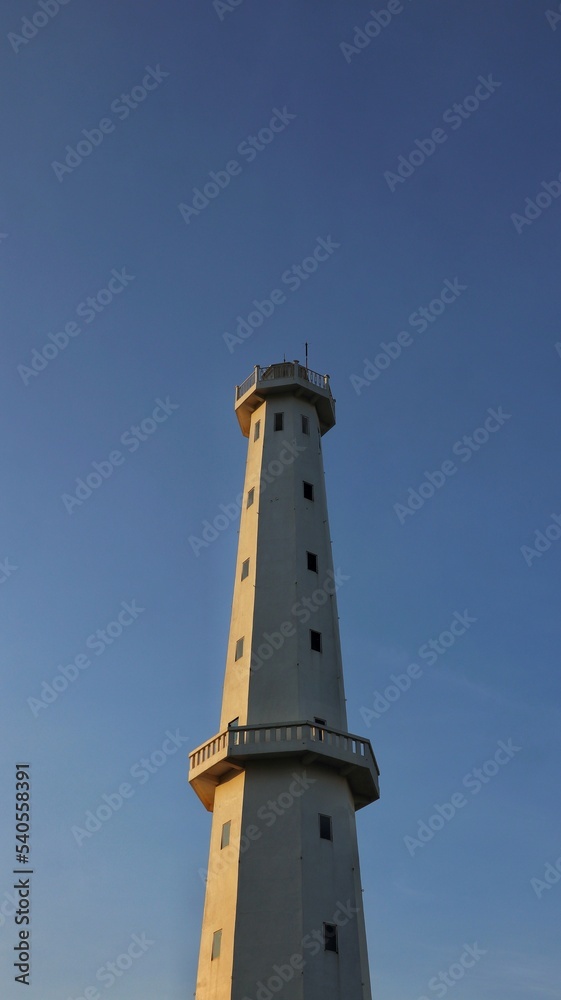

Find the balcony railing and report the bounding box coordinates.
[236,363,331,400]
[189,721,378,773]
[236,369,258,399]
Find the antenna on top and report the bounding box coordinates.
[305,341,308,370]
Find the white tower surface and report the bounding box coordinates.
[190,361,380,1000]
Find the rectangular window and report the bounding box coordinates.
[254,420,261,441]
[247,487,255,507]
[211,930,222,960]
[307,551,318,573]
[228,718,239,728]
[241,558,250,580]
[303,481,314,501]
[274,412,284,431]
[301,414,310,435]
[319,814,333,840]
[235,637,244,660]
[221,821,231,849]
[323,923,338,953]
[310,631,322,652]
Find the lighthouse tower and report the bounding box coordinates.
[189,361,380,1000]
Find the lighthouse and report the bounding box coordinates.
[189,361,380,1000]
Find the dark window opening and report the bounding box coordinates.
[301,415,310,435]
[241,558,250,580]
[247,487,255,507]
[303,481,314,501]
[254,420,261,441]
[319,814,333,840]
[235,638,244,660]
[274,412,284,431]
[307,551,318,573]
[310,631,322,652]
[324,923,338,953]
[221,821,231,849]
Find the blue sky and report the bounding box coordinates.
[1,1,560,997]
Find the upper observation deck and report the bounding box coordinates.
[235,361,336,436]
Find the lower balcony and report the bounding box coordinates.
[189,721,380,812]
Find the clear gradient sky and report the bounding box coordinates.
[1,1,560,998]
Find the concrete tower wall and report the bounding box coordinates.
[195,771,245,999]
[220,394,348,732]
[218,400,264,732]
[230,760,372,1000]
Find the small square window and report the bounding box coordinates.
[211,929,222,960]
[241,558,250,580]
[221,821,231,849]
[301,415,310,435]
[307,551,318,573]
[254,420,261,441]
[303,481,314,501]
[274,412,284,431]
[319,814,332,840]
[323,923,338,953]
[247,487,255,508]
[235,637,244,660]
[310,631,322,652]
